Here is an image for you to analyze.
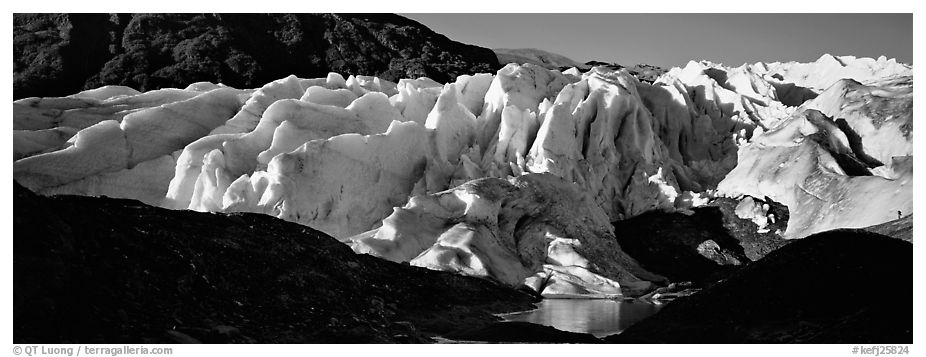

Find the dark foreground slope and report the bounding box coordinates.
[607,230,912,343]
[13,13,500,99]
[13,182,535,343]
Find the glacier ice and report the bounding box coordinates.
[716,76,912,238]
[14,127,79,160]
[13,55,912,297]
[347,174,664,297]
[15,88,246,197]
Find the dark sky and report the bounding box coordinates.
[402,13,913,68]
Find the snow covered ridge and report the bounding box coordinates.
[13,54,912,297]
[494,48,585,70]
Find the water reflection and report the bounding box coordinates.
[501,299,663,337]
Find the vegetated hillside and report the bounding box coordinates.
[13,13,500,99]
[13,182,536,343]
[607,229,912,343]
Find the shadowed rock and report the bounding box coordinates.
[606,229,912,343]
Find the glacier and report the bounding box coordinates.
[13,54,912,297]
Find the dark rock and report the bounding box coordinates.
[696,239,743,265]
[389,321,423,343]
[165,330,201,344]
[13,182,535,343]
[211,325,240,337]
[640,281,699,302]
[445,321,601,343]
[612,206,752,284]
[14,13,500,99]
[709,197,791,261]
[605,230,912,343]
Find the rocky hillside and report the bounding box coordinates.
[13,182,536,343]
[13,13,500,99]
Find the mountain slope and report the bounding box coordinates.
[14,13,500,99]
